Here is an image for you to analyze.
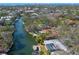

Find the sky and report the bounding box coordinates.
[0,0,79,3]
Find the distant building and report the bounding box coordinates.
[25,10,35,13]
[44,39,67,52]
[74,16,79,20]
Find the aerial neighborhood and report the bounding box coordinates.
[0,3,79,55]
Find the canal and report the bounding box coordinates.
[7,17,37,55]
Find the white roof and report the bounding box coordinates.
[1,17,4,19]
[44,39,59,44]
[25,10,34,13]
[5,19,10,20]
[44,39,68,52]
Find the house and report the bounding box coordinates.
[39,26,51,34]
[65,19,76,25]
[0,19,5,26]
[32,45,40,55]
[39,29,50,33]
[29,32,38,37]
[44,39,67,52]
[25,10,35,13]
[30,13,39,18]
[33,45,40,51]
[51,30,59,38]
[5,19,11,21]
[74,16,79,20]
[31,13,39,16]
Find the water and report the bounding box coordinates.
[7,17,37,55]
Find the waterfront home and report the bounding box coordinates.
[32,45,40,55]
[29,32,38,37]
[33,45,40,51]
[39,26,51,34]
[44,39,58,52]
[39,29,50,34]
[44,39,67,52]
